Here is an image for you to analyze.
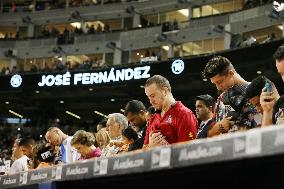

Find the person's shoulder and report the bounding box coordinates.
[18,155,29,162]
[277,96,284,105]
[274,96,284,110]
[175,102,193,112]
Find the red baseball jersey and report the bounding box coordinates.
[144,101,198,145]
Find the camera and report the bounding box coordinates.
[223,85,249,127]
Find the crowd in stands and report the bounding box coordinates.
[3,0,139,13]
[1,42,284,175]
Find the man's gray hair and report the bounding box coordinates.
[108,113,128,129]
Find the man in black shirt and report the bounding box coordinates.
[124,100,147,151]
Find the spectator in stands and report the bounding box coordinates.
[8,139,29,175]
[18,138,35,170]
[121,126,139,152]
[5,67,10,75]
[245,76,279,127]
[63,27,70,44]
[97,118,107,132]
[101,113,127,157]
[89,25,95,34]
[242,35,257,47]
[110,126,139,153]
[259,47,284,126]
[195,94,215,139]
[143,75,198,148]
[45,127,80,163]
[262,33,276,44]
[202,56,258,136]
[97,23,103,33]
[145,106,155,123]
[104,23,110,32]
[173,19,179,30]
[33,143,58,169]
[95,128,110,151]
[11,2,16,12]
[273,45,284,83]
[124,100,148,150]
[71,130,101,159]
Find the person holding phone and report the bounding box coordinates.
[260,79,283,126]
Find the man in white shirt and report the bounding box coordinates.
[8,138,35,174]
[45,127,80,163]
[8,139,29,175]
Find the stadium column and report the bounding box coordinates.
[62,55,67,65]
[282,23,284,37]
[167,44,174,59]
[179,45,184,58]
[187,7,192,20]
[10,57,17,70]
[32,0,36,12]
[133,13,141,28]
[128,49,132,64]
[224,24,231,50]
[27,23,35,38]
[113,41,122,65]
[66,0,69,8]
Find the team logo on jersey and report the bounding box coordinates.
[167,115,172,124]
[189,132,194,139]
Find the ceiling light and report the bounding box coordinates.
[40,135,42,138]
[203,78,208,82]
[140,55,144,58]
[9,110,23,118]
[89,88,93,91]
[138,24,142,28]
[66,111,80,119]
[110,99,115,102]
[70,22,81,28]
[94,111,108,118]
[162,46,169,51]
[277,25,283,30]
[140,85,144,88]
[257,70,262,74]
[178,9,189,17]
[60,100,64,104]
[35,90,40,94]
[5,101,9,105]
[17,128,21,131]
[137,53,140,56]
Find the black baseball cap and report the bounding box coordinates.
[195,94,215,108]
[36,145,55,163]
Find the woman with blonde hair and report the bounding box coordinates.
[71,130,101,160]
[95,128,110,151]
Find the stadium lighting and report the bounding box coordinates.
[66,111,80,119]
[94,111,108,118]
[9,110,23,118]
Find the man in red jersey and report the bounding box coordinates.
[143,75,198,149]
